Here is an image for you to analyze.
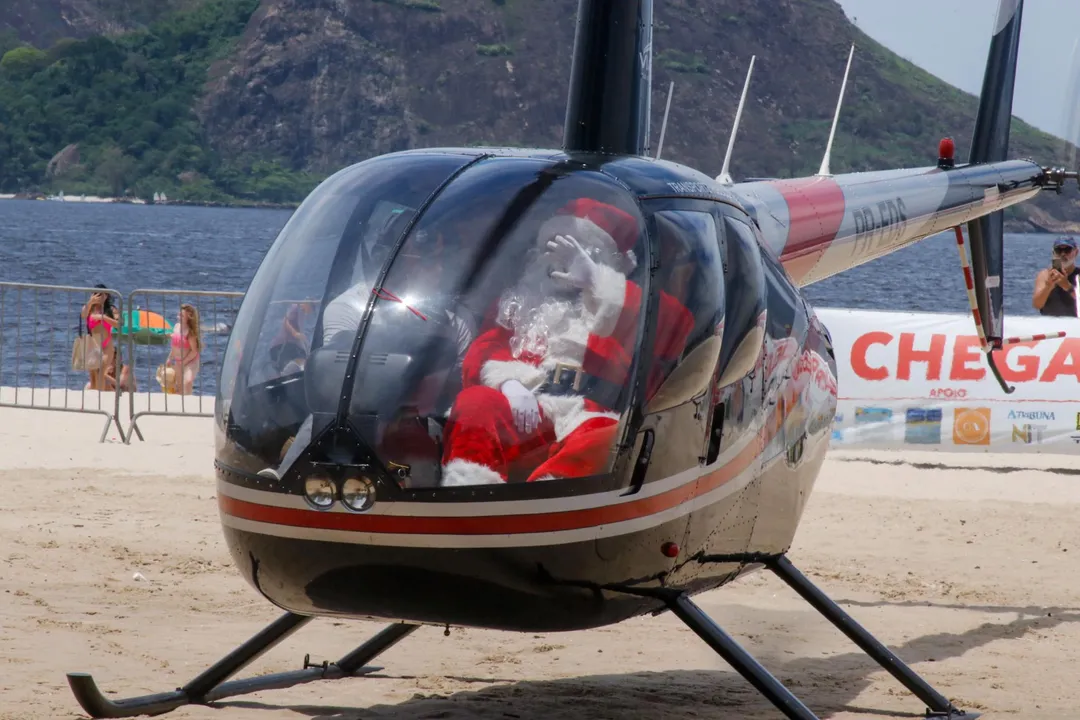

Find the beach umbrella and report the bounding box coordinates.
[118,308,173,345]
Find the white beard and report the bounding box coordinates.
[496,253,588,361]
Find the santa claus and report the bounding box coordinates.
[438,198,695,487]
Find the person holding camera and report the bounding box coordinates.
[1033,237,1080,317]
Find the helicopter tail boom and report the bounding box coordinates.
[730,157,1044,287]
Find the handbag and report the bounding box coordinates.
[71,321,103,372]
[83,335,103,370]
[71,333,86,371]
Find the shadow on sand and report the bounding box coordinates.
[831,456,1080,476]
[211,603,1080,720]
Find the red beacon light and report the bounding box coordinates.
[938,137,956,169]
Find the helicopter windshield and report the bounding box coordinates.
[218,155,653,491]
[216,152,475,468]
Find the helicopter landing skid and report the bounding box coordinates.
[663,554,980,720]
[66,613,419,718]
[66,557,980,720]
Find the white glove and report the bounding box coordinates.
[501,379,541,434]
[547,234,598,292]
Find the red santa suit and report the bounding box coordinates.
[439,198,695,487]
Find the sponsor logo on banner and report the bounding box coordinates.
[830,412,845,442]
[905,407,942,444]
[1076,412,1080,431]
[1071,434,1080,444]
[1012,424,1047,444]
[929,387,968,399]
[855,407,892,424]
[1009,410,1055,421]
[953,407,991,445]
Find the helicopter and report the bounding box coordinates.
[65,0,1080,718]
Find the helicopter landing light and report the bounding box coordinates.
[304,475,337,510]
[341,475,377,513]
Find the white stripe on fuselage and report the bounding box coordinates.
[220,456,760,549]
[218,413,764,518]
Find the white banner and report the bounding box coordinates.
[816,307,1080,453]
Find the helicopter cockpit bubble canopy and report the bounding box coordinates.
[216,150,724,494]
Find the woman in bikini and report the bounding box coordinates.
[80,286,121,390]
[163,303,202,394]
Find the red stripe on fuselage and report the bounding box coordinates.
[219,431,766,536]
[770,177,846,284]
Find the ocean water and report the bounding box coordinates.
[0,198,1068,395]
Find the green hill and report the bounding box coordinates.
[0,0,319,205]
[0,0,1077,227]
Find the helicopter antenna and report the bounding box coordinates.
[716,55,755,185]
[655,80,675,160]
[817,43,855,177]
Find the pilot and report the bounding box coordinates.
[258,216,476,481]
[438,198,694,487]
[268,301,315,374]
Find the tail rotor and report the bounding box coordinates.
[952,0,1026,393]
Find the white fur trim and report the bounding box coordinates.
[440,459,505,487]
[546,313,592,364]
[531,474,558,483]
[479,361,620,439]
[480,309,594,391]
[588,263,628,338]
[481,359,548,391]
[536,393,619,442]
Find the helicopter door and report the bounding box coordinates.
[632,207,726,486]
[704,213,769,465]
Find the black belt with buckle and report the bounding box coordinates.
[536,362,625,410]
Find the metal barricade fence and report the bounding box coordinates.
[123,288,243,443]
[0,281,127,443]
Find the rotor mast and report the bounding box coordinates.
[563,0,655,156]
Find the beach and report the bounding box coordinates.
[2,397,1079,719]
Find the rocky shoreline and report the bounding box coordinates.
[0,192,298,210]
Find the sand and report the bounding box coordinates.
[3,394,1080,719]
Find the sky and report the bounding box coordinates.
[833,0,1080,143]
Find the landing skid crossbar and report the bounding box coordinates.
[662,554,980,720]
[66,612,418,718]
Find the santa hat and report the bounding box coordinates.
[536,198,639,273]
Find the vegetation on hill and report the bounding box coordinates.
[0,0,1076,228]
[0,0,319,205]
